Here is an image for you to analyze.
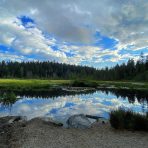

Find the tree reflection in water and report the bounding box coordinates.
[0,88,148,110]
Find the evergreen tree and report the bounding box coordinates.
[0,53,147,81]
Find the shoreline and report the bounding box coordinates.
[0,116,148,148]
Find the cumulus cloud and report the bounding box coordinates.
[0,0,147,66]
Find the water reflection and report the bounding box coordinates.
[9,89,96,98]
[0,89,148,124]
[100,89,148,104]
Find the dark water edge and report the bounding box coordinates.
[0,87,148,126]
[97,88,148,104]
[0,88,148,106]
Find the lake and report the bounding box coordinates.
[0,89,148,125]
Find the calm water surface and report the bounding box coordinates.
[0,89,148,124]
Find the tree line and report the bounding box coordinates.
[0,61,98,79]
[98,53,148,81]
[0,53,148,81]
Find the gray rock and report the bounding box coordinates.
[66,114,92,129]
[8,116,27,124]
[40,117,63,127]
[0,116,27,132]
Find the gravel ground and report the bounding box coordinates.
[1,117,148,148]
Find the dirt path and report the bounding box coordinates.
[1,117,148,148]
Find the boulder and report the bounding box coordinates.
[66,114,92,129]
[8,116,27,124]
[40,117,63,127]
[0,116,27,131]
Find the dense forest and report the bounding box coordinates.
[0,53,148,81]
[98,53,148,81]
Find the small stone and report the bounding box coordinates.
[1,131,5,134]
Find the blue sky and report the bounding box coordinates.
[0,0,148,68]
[18,16,35,28]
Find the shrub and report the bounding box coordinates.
[71,80,87,87]
[110,108,148,131]
[1,92,17,106]
[71,80,98,87]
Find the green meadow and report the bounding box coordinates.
[0,79,148,91]
[0,79,71,90]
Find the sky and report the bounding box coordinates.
[0,0,148,68]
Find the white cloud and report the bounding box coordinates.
[0,51,34,61]
[0,0,147,66]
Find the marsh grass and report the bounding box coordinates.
[0,79,148,91]
[0,79,71,90]
[110,109,148,131]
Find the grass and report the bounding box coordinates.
[0,79,147,91]
[110,109,148,131]
[0,79,71,90]
[95,81,148,90]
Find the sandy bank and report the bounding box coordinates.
[0,117,148,148]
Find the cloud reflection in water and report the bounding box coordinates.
[0,91,147,124]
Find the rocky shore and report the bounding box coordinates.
[0,116,148,148]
